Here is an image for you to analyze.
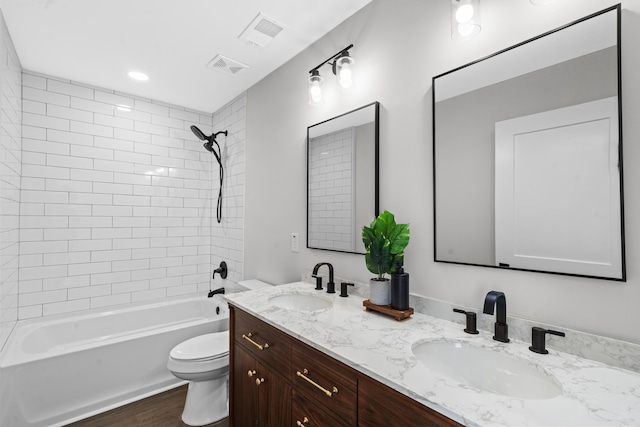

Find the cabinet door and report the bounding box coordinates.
[258,365,291,427]
[233,345,260,427]
[233,343,291,427]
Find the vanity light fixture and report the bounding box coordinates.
[451,0,481,40]
[308,70,324,106]
[308,44,355,106]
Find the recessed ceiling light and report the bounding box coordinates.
[128,71,149,81]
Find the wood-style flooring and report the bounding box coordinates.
[66,385,229,427]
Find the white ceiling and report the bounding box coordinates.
[0,0,371,113]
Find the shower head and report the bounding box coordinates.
[190,125,207,141]
[190,124,228,224]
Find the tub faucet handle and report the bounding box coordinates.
[213,261,227,279]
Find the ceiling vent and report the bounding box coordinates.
[238,13,285,47]
[206,55,249,76]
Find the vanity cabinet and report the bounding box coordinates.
[229,306,462,427]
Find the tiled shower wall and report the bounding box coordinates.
[0,11,21,350]
[17,71,246,320]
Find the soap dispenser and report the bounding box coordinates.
[390,263,410,310]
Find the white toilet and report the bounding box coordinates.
[167,280,272,426]
[167,331,230,426]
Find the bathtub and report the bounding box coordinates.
[0,295,229,427]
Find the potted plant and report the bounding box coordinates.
[362,210,410,305]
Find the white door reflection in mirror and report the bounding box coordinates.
[495,97,621,278]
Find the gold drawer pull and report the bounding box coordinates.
[296,416,309,426]
[242,333,270,350]
[296,369,338,397]
[255,377,265,386]
[247,370,256,378]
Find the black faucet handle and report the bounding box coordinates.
[213,261,228,279]
[340,282,354,297]
[312,275,323,290]
[453,308,479,334]
[529,327,566,354]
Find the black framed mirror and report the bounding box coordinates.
[307,102,380,254]
[433,5,624,281]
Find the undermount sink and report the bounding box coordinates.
[268,293,333,312]
[412,340,562,399]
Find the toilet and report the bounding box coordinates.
[167,331,230,426]
[167,280,272,426]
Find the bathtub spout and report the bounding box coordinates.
[208,287,225,297]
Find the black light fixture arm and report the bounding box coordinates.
[309,44,354,75]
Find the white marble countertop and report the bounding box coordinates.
[225,281,640,426]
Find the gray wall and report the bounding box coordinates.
[244,0,640,344]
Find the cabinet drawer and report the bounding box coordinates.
[292,345,357,426]
[233,308,292,379]
[292,389,351,427]
[358,375,462,427]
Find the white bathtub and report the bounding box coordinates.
[0,295,229,427]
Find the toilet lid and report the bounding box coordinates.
[170,331,229,361]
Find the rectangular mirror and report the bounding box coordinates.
[307,102,379,254]
[433,6,625,280]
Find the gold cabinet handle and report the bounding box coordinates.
[247,370,256,378]
[255,377,265,386]
[296,416,309,426]
[296,369,338,397]
[242,333,270,350]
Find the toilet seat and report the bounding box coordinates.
[167,331,230,377]
[170,331,229,362]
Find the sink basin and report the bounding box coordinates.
[412,340,562,399]
[268,293,333,312]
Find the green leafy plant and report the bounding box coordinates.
[362,210,410,280]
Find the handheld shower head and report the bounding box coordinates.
[190,124,228,223]
[190,125,208,141]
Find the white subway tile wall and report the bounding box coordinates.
[308,128,355,252]
[18,71,246,320]
[0,11,22,350]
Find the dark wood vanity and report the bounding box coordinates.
[229,305,461,427]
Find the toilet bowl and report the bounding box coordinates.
[167,330,230,426]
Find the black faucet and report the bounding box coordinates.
[483,291,509,343]
[312,262,335,293]
[208,287,225,297]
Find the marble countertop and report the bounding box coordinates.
[225,281,640,426]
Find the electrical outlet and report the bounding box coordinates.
[291,233,299,252]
